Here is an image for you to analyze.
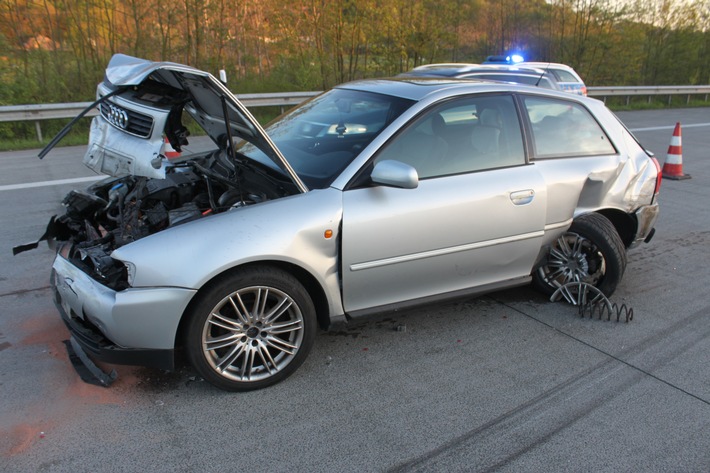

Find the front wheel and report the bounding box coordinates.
[186,266,316,391]
[532,213,627,297]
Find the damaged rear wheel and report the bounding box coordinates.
[186,266,316,391]
[533,213,627,297]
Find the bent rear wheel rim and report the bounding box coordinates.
[539,232,606,289]
[201,285,305,383]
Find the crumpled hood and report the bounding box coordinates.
[84,54,306,191]
[104,54,196,86]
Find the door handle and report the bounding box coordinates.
[510,189,535,206]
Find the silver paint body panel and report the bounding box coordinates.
[49,61,660,352]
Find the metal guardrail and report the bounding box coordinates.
[1,86,709,141]
[587,85,710,105]
[0,92,321,141]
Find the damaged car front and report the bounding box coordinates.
[19,55,661,392]
[22,54,420,392]
[28,54,310,374]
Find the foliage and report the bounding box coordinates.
[0,0,709,144]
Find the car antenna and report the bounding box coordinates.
[534,62,552,88]
[38,86,128,160]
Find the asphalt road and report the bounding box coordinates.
[1,108,708,472]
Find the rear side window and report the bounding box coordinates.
[551,69,580,83]
[523,96,616,158]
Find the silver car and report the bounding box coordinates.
[523,62,588,96]
[22,55,661,391]
[400,63,562,92]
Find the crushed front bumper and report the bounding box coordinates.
[51,254,197,370]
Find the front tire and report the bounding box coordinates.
[186,266,316,391]
[533,213,627,297]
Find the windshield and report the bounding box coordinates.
[237,89,414,188]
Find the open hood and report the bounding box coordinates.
[81,54,307,191]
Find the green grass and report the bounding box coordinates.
[0,133,89,152]
[603,96,710,111]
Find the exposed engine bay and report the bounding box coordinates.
[27,150,295,289]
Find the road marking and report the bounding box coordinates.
[1,123,709,191]
[0,175,103,192]
[630,122,710,132]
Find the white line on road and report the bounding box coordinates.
[2,122,709,191]
[629,122,710,132]
[0,175,103,192]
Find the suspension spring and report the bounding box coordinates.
[550,282,635,323]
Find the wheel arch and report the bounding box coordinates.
[533,210,627,297]
[596,208,636,248]
[175,260,332,350]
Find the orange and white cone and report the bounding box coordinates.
[162,137,181,160]
[662,122,691,180]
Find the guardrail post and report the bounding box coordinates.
[34,121,43,142]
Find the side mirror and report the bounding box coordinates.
[371,160,419,189]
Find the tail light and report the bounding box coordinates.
[651,157,662,196]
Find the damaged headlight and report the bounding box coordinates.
[73,244,130,290]
[123,260,137,287]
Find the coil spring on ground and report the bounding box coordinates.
[578,299,634,322]
[550,282,635,323]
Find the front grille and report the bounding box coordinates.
[99,101,154,138]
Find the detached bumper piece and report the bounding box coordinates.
[54,288,176,382]
[64,337,118,387]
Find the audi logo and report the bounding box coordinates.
[104,104,129,129]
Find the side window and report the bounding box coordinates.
[523,96,616,158]
[551,69,580,83]
[373,95,525,178]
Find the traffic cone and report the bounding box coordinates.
[662,122,691,180]
[162,137,181,160]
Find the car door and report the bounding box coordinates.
[340,94,548,314]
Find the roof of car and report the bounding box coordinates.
[521,62,584,81]
[334,78,487,101]
[333,76,576,103]
[404,63,550,77]
[523,62,578,71]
